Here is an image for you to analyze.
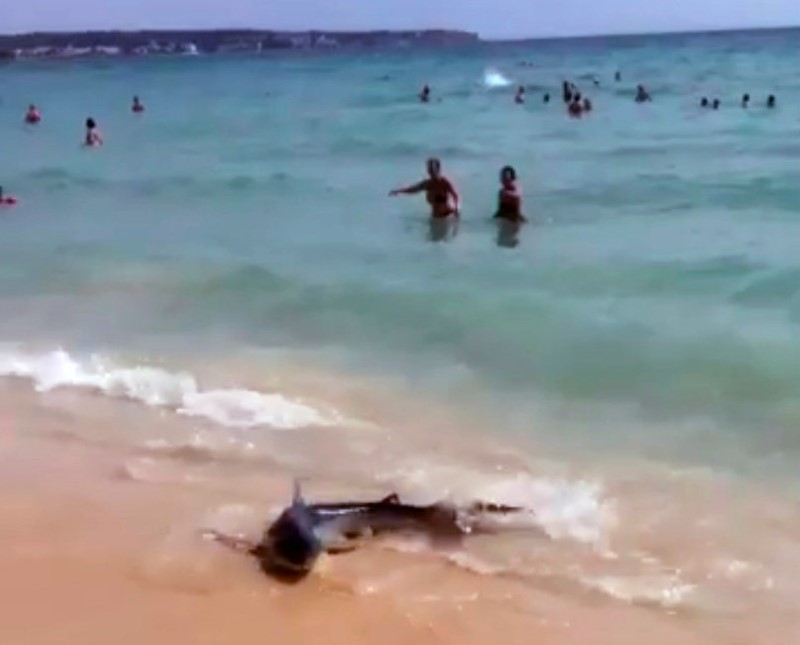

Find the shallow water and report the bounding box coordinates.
[0,28,799,637]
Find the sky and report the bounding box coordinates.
[4,0,799,39]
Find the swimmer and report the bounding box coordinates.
[24,104,41,124]
[389,158,460,219]
[543,93,550,103]
[712,98,720,110]
[132,95,145,113]
[614,71,621,82]
[514,86,525,104]
[741,93,750,108]
[84,117,103,147]
[419,84,431,103]
[582,97,593,112]
[568,97,583,118]
[494,166,526,223]
[700,97,709,108]
[635,85,651,103]
[0,186,17,206]
[767,95,775,108]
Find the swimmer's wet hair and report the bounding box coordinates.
[86,117,96,128]
[501,166,517,181]
[427,157,442,173]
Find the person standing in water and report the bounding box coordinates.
[514,86,525,104]
[24,104,41,124]
[419,85,431,103]
[390,158,460,219]
[84,117,103,147]
[635,85,652,103]
[767,95,776,108]
[494,166,525,223]
[741,93,750,108]
[132,96,145,113]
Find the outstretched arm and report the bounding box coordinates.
[389,180,428,196]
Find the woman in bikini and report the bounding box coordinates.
[389,158,460,218]
[494,166,526,224]
[84,117,103,147]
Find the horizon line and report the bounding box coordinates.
[0,23,797,41]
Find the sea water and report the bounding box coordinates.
[0,28,799,629]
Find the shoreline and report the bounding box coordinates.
[0,29,480,61]
[1,25,795,62]
[0,368,797,644]
[0,397,720,645]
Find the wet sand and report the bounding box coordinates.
[0,383,777,645]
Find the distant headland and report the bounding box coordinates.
[0,29,480,60]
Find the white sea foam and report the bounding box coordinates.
[0,348,332,430]
[583,574,695,608]
[483,68,512,88]
[390,463,615,549]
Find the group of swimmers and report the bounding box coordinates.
[700,93,776,109]
[390,157,525,224]
[421,71,778,119]
[4,72,780,218]
[1,96,148,206]
[22,95,146,146]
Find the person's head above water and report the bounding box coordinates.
[742,93,750,106]
[427,157,442,179]
[86,117,96,129]
[500,165,517,186]
[543,93,550,103]
[767,95,776,108]
[712,99,720,110]
[700,97,709,107]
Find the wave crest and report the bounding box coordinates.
[0,349,333,430]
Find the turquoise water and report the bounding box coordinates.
[0,28,799,480]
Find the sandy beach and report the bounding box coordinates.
[1,380,794,645]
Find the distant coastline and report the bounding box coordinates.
[0,29,480,60]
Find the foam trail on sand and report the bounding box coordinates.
[390,462,615,549]
[0,349,332,430]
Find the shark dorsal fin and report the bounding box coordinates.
[292,478,304,506]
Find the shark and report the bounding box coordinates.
[204,481,526,580]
